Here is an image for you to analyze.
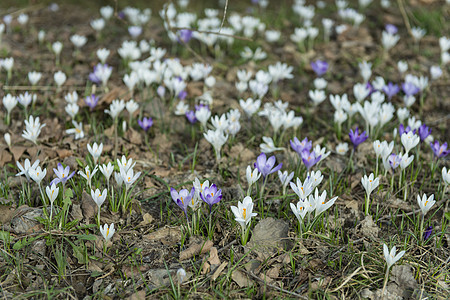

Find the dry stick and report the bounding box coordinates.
[330,267,362,293]
[241,269,309,299]
[3,85,87,91]
[397,0,412,37]
[219,0,229,33]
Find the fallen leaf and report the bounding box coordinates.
[208,247,221,265]
[81,191,96,221]
[143,226,181,246]
[212,261,228,281]
[56,148,73,159]
[138,213,154,227]
[10,146,26,162]
[179,239,213,261]
[231,269,252,288]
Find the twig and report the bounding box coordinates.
[330,267,362,292]
[172,26,252,41]
[2,85,87,91]
[397,0,412,36]
[241,269,308,299]
[219,0,229,33]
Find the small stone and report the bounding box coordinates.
[9,206,44,234]
[248,217,290,256]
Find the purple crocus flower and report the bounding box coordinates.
[118,11,125,19]
[185,110,197,124]
[290,137,312,156]
[382,82,400,100]
[51,163,75,186]
[402,82,420,96]
[84,94,99,111]
[418,124,431,142]
[88,68,101,84]
[430,141,449,159]
[311,60,329,77]
[170,187,195,220]
[178,29,193,43]
[178,90,187,100]
[423,226,433,241]
[200,184,222,212]
[301,150,322,170]
[254,153,283,178]
[349,127,368,149]
[365,82,375,95]
[385,24,398,34]
[195,103,209,111]
[138,117,153,132]
[399,124,415,136]
[388,153,401,170]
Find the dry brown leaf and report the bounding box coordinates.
[128,289,146,300]
[10,146,26,162]
[212,261,228,281]
[56,148,73,159]
[179,239,213,261]
[81,191,96,221]
[266,264,280,279]
[126,128,142,145]
[232,269,252,288]
[0,150,12,167]
[144,226,181,245]
[202,260,211,275]
[208,247,221,265]
[0,205,16,224]
[138,213,154,227]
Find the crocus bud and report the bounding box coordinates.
[4,133,11,148]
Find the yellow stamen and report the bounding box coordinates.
[243,208,246,219]
[424,201,428,206]
[106,227,109,237]
[180,196,184,204]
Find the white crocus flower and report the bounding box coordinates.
[100,223,115,243]
[311,189,338,216]
[239,98,261,117]
[399,152,414,170]
[260,136,285,153]
[401,131,419,154]
[117,155,136,173]
[91,188,107,208]
[278,170,294,195]
[231,196,257,230]
[2,94,17,115]
[246,166,261,186]
[22,115,45,145]
[78,165,98,189]
[121,168,141,190]
[54,71,66,87]
[383,244,405,269]
[194,106,211,127]
[99,162,114,184]
[28,71,42,86]
[105,99,125,120]
[290,177,313,200]
[87,142,103,165]
[70,34,87,49]
[443,167,450,185]
[66,120,84,140]
[203,129,228,160]
[16,159,40,181]
[291,199,310,223]
[336,143,349,155]
[46,183,59,205]
[65,103,79,119]
[97,48,110,63]
[28,166,47,185]
[125,99,139,118]
[417,194,435,216]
